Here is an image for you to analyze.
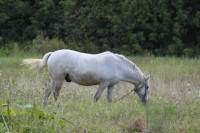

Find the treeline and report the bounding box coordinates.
[0,0,200,56]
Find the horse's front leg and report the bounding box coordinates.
[107,85,114,103]
[94,82,109,102]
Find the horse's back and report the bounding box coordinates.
[48,49,117,68]
[47,50,121,85]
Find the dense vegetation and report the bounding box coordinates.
[0,56,200,132]
[0,0,200,56]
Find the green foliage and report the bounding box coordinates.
[122,44,131,55]
[146,104,177,132]
[0,0,200,56]
[31,33,66,54]
[167,44,178,55]
[102,44,111,51]
[183,48,194,57]
[0,56,200,132]
[0,42,24,57]
[0,101,56,132]
[132,44,142,54]
[0,48,11,57]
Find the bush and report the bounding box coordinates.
[0,101,55,133]
[0,42,21,57]
[132,44,142,54]
[102,44,111,52]
[84,42,99,54]
[167,44,177,55]
[31,33,66,54]
[67,41,85,52]
[122,44,131,55]
[0,48,11,57]
[183,48,193,57]
[1,0,200,56]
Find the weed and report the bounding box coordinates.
[0,55,199,132]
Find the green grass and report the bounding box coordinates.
[0,55,200,133]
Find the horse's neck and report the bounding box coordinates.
[115,54,145,85]
[121,64,144,85]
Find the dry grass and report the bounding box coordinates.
[0,55,200,132]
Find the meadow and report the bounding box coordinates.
[0,55,200,133]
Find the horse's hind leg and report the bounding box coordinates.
[44,78,55,107]
[53,79,64,101]
[107,85,114,103]
[94,82,109,102]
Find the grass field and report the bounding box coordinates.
[0,55,200,133]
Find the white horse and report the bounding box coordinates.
[23,50,150,106]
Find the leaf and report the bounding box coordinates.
[0,101,2,107]
[2,107,15,117]
[0,127,7,132]
[61,118,76,127]
[58,119,66,128]
[28,107,47,119]
[35,109,46,119]
[50,113,55,119]
[22,109,27,116]
[0,123,3,129]
[0,123,7,132]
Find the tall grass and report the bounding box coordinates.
[0,55,200,132]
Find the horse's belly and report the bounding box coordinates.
[68,72,100,86]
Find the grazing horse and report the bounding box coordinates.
[23,50,150,106]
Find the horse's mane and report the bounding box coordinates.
[115,54,145,83]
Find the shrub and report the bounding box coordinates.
[102,44,111,52]
[167,44,177,55]
[0,48,11,57]
[31,33,66,54]
[84,42,99,54]
[122,44,131,55]
[0,41,21,56]
[66,40,99,54]
[183,48,193,57]
[0,101,55,132]
[132,44,142,54]
[67,41,84,52]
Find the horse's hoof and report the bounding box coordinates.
[57,102,61,107]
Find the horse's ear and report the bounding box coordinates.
[145,74,150,81]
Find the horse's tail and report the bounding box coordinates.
[23,52,52,72]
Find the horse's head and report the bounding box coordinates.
[134,74,150,104]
